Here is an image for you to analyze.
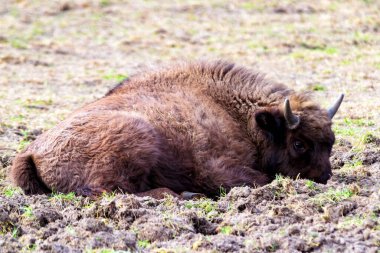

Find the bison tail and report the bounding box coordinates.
[10,154,50,195]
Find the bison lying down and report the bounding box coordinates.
[11,61,343,199]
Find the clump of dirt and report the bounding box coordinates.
[330,139,354,170]
[0,154,12,169]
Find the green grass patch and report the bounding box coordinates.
[9,38,28,49]
[0,222,11,234]
[343,117,375,127]
[291,45,339,60]
[240,2,264,11]
[322,47,338,55]
[328,2,338,11]
[184,198,217,217]
[22,98,53,108]
[101,191,116,202]
[65,225,76,236]
[312,84,325,91]
[22,243,37,252]
[312,187,355,208]
[333,117,376,150]
[11,226,20,238]
[299,42,339,55]
[274,174,297,197]
[338,212,380,230]
[290,51,306,59]
[16,129,33,151]
[9,114,25,123]
[305,180,317,191]
[85,249,129,253]
[337,215,365,229]
[50,192,77,202]
[8,20,45,50]
[362,132,378,144]
[353,31,372,44]
[333,125,356,137]
[100,0,111,7]
[300,42,326,51]
[2,186,22,197]
[219,186,227,198]
[345,158,363,168]
[17,139,31,152]
[247,41,269,53]
[219,225,233,235]
[267,241,280,252]
[102,72,128,82]
[83,202,96,210]
[22,205,34,219]
[137,240,150,248]
[339,158,364,176]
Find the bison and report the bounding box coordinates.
[10,60,343,199]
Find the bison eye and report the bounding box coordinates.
[293,140,306,153]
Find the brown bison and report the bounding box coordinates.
[10,60,343,199]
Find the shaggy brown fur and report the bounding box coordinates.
[11,60,339,198]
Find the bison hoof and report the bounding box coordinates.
[75,186,107,199]
[181,191,206,200]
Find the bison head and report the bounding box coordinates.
[254,94,344,184]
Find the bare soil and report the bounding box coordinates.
[0,1,379,252]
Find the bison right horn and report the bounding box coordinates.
[328,94,344,119]
[284,98,300,129]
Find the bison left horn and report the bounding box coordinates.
[284,98,300,129]
[328,94,344,119]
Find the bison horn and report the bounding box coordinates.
[284,98,300,129]
[327,94,344,119]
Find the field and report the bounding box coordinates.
[0,0,379,252]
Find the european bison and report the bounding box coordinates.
[10,61,343,198]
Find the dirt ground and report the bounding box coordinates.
[0,0,379,252]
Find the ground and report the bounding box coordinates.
[0,0,379,252]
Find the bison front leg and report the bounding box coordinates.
[135,188,206,200]
[200,159,271,197]
[135,188,181,199]
[74,185,108,199]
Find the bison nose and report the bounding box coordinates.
[316,171,332,184]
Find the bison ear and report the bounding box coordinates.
[255,111,282,135]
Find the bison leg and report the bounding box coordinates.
[134,188,206,200]
[218,167,270,188]
[180,191,206,200]
[35,111,162,194]
[200,159,271,196]
[135,187,181,199]
[75,185,108,199]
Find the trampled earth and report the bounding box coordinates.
[0,1,379,252]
